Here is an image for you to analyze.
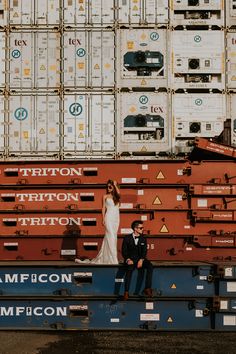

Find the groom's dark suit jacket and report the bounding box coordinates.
[122,234,147,263]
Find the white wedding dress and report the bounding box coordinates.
[76,197,119,264]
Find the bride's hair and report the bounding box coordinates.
[106,179,120,205]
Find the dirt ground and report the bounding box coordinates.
[1,331,236,354]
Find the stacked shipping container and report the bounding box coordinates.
[0,0,233,159]
[0,0,236,331]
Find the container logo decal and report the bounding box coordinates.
[14,108,28,121]
[76,48,86,57]
[69,103,83,116]
[12,49,21,59]
[150,32,159,41]
[194,35,201,43]
[139,95,149,105]
[195,98,203,106]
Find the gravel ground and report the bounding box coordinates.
[1,331,236,354]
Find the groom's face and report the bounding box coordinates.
[135,224,144,235]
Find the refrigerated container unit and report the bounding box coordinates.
[171,29,225,90]
[116,91,170,157]
[172,92,227,154]
[170,0,224,28]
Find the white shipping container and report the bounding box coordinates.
[0,0,7,27]
[0,31,5,87]
[226,93,236,147]
[0,95,5,153]
[9,31,60,90]
[117,91,170,156]
[117,29,168,89]
[171,30,225,90]
[226,32,236,89]
[9,0,60,26]
[63,0,115,27]
[226,0,236,29]
[170,0,224,27]
[8,94,60,156]
[117,0,169,26]
[63,30,114,88]
[63,93,115,157]
[173,92,226,138]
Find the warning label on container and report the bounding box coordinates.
[140,313,160,321]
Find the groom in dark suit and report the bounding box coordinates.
[122,220,153,300]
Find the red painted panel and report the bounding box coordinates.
[189,184,236,195]
[1,235,236,262]
[0,211,235,236]
[0,160,235,185]
[0,186,188,211]
[190,197,236,210]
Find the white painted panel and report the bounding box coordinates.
[0,95,5,152]
[34,0,60,25]
[226,0,236,29]
[35,32,60,88]
[171,30,225,90]
[117,92,170,155]
[8,95,60,154]
[173,93,226,139]
[63,30,114,88]
[9,31,60,89]
[117,0,168,25]
[117,29,167,89]
[227,93,236,147]
[0,32,5,87]
[170,0,224,27]
[0,0,8,27]
[227,32,236,89]
[63,93,115,155]
[9,0,34,25]
[63,0,115,27]
[9,0,60,26]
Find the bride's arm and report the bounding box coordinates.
[113,180,120,195]
[102,195,107,225]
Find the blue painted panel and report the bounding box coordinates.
[0,265,214,297]
[0,299,211,330]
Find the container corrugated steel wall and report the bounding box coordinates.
[0,0,231,159]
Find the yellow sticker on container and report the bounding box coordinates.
[14,131,19,137]
[23,131,28,139]
[49,128,56,134]
[160,225,169,233]
[79,6,84,11]
[231,75,236,81]
[24,68,30,76]
[127,41,134,50]
[141,33,147,40]
[13,12,19,18]
[79,132,84,138]
[171,283,177,289]
[49,65,56,71]
[156,171,165,179]
[129,106,136,113]
[141,79,147,85]
[94,64,100,69]
[79,124,84,130]
[77,62,84,69]
[153,196,162,205]
[39,128,45,134]
[141,146,147,152]
[167,317,173,323]
[40,64,46,71]
[104,63,111,69]
[133,5,138,10]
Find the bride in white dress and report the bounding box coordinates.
[75,180,120,264]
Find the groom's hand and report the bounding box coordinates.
[137,259,143,269]
[127,259,133,265]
